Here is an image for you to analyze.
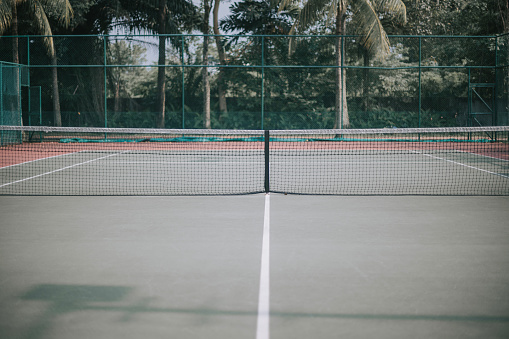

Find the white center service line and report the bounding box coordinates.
[0,152,125,188]
[256,193,271,339]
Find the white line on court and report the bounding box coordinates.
[256,193,271,339]
[414,151,509,179]
[108,161,264,164]
[455,149,509,162]
[0,152,78,169]
[110,160,446,165]
[0,152,125,188]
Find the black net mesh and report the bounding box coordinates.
[1,125,507,196]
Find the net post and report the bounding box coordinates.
[264,130,270,193]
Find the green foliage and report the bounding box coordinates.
[397,0,505,36]
[1,0,505,129]
[220,0,298,35]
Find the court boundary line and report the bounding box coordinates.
[256,193,270,339]
[455,149,509,162]
[0,152,80,169]
[0,152,126,188]
[414,151,509,179]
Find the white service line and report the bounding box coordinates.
[0,152,125,188]
[415,151,509,179]
[256,193,271,339]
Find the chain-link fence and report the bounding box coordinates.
[0,34,506,129]
[0,61,28,144]
[496,33,509,127]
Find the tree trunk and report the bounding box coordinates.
[114,80,120,114]
[362,48,369,112]
[12,4,19,64]
[213,0,227,115]
[51,50,62,127]
[334,1,348,128]
[86,68,105,125]
[203,0,211,129]
[157,0,167,128]
[43,35,63,127]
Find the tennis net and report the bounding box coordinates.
[0,126,508,195]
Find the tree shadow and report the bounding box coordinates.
[18,283,509,339]
[20,284,132,339]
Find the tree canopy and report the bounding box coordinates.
[0,0,506,128]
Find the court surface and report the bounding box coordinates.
[1,194,509,339]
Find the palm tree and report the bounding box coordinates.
[202,0,212,129]
[213,0,228,115]
[278,0,406,128]
[118,0,198,128]
[0,0,73,126]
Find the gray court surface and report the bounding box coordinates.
[1,194,509,339]
[1,149,508,195]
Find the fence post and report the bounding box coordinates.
[0,64,3,126]
[494,36,498,125]
[103,36,108,128]
[182,35,185,129]
[418,36,422,128]
[18,65,22,126]
[468,68,472,127]
[27,36,30,68]
[341,35,344,129]
[0,63,2,146]
[261,36,265,130]
[27,37,30,126]
[264,130,269,193]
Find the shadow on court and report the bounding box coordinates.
[20,285,131,339]
[17,283,509,339]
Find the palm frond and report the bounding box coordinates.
[350,0,390,55]
[276,0,294,13]
[284,0,336,54]
[0,0,14,34]
[371,0,406,23]
[53,0,74,27]
[31,0,54,54]
[298,0,336,30]
[37,0,73,28]
[117,0,198,34]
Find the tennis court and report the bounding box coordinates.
[1,126,509,338]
